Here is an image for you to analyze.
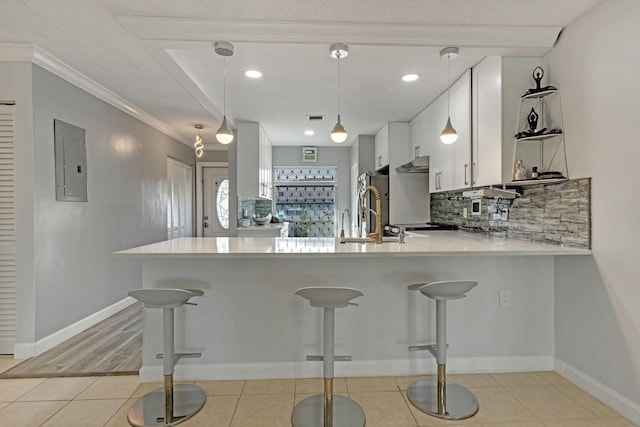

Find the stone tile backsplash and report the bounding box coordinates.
[430,178,591,248]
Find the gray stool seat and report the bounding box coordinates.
[295,287,363,308]
[409,280,477,300]
[127,288,206,427]
[292,287,365,427]
[129,289,201,308]
[408,280,479,420]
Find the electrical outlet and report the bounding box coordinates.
[499,290,511,307]
[462,207,468,218]
[502,208,509,221]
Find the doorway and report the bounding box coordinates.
[201,166,230,237]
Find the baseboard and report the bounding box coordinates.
[138,355,553,382]
[13,297,137,359]
[554,357,640,425]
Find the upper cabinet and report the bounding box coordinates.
[426,69,472,193]
[471,56,542,186]
[374,124,390,171]
[237,121,272,200]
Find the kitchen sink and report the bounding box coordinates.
[342,236,400,244]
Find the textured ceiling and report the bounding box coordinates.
[0,0,604,147]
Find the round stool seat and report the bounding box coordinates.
[129,289,200,308]
[295,287,363,308]
[408,280,477,300]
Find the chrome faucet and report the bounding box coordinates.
[339,209,351,243]
[361,186,383,244]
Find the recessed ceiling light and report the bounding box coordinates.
[402,73,419,82]
[304,130,314,136]
[245,70,262,78]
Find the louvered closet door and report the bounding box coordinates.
[0,104,15,354]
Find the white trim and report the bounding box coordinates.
[0,43,189,146]
[13,297,137,359]
[554,357,640,425]
[117,17,561,49]
[195,161,229,237]
[138,355,553,382]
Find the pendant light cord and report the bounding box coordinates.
[223,56,227,116]
[337,51,341,116]
[447,53,451,116]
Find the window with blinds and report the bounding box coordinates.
[0,103,16,354]
[167,158,193,240]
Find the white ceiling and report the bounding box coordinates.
[0,0,604,148]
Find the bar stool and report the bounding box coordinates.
[292,287,365,427]
[407,280,479,420]
[127,289,206,427]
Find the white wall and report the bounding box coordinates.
[272,146,351,220]
[546,0,640,408]
[29,65,194,340]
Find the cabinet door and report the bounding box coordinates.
[450,69,472,190]
[374,124,389,170]
[427,95,447,192]
[410,111,423,159]
[419,107,431,159]
[236,122,260,199]
[472,56,503,187]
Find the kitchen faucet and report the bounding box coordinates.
[361,186,383,244]
[339,209,351,243]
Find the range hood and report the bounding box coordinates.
[395,155,429,173]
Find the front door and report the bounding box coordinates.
[202,167,230,237]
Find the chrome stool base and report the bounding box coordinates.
[292,394,365,427]
[407,378,478,420]
[127,384,206,427]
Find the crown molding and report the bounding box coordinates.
[0,43,190,146]
[117,16,562,49]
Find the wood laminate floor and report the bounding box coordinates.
[0,303,142,378]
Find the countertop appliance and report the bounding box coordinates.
[357,172,389,236]
[384,222,458,237]
[395,155,429,173]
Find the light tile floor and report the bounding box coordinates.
[0,356,634,427]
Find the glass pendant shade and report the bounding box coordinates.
[440,116,458,144]
[330,115,348,143]
[215,116,234,144]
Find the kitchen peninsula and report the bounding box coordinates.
[115,234,589,382]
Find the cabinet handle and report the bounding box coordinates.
[414,146,420,159]
[464,164,469,185]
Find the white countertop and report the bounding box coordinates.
[114,231,591,259]
[237,222,286,231]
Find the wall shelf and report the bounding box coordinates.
[513,82,568,182]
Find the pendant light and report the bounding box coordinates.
[214,41,234,144]
[329,43,348,144]
[440,46,459,145]
[194,124,204,158]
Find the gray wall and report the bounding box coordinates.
[30,65,194,340]
[200,149,228,163]
[545,0,640,408]
[272,146,351,221]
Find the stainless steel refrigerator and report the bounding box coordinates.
[357,172,389,236]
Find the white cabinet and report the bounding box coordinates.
[374,124,389,171]
[410,109,427,159]
[426,69,471,193]
[387,122,429,224]
[259,129,273,199]
[237,121,272,200]
[471,56,542,186]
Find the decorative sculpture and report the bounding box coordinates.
[524,66,558,96]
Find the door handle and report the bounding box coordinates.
[464,164,469,185]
